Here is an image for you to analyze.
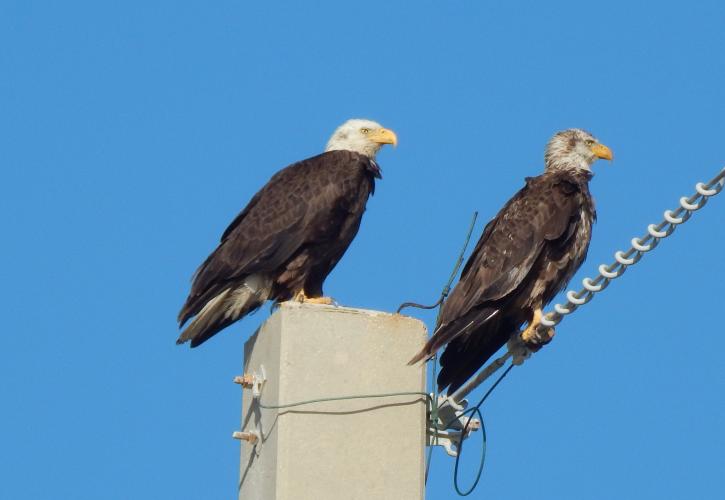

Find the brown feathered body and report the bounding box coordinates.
[177,150,381,347]
[412,171,595,393]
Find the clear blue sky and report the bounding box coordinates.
[2,1,724,499]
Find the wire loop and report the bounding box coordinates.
[631,236,656,252]
[540,312,559,327]
[451,365,514,496]
[582,277,604,292]
[663,209,685,225]
[554,302,572,315]
[648,223,671,238]
[680,196,706,211]
[598,264,620,279]
[696,181,719,196]
[614,250,637,266]
[565,290,587,305]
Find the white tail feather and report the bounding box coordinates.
[224,274,272,320]
[178,273,273,345]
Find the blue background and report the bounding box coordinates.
[2,1,724,498]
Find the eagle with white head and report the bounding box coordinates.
[177,119,397,347]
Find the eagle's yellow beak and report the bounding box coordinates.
[591,143,613,161]
[369,127,398,147]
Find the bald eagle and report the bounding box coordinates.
[177,119,397,347]
[410,129,613,393]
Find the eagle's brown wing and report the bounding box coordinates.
[178,150,376,328]
[410,174,588,391]
[440,175,580,326]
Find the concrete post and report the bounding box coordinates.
[237,302,428,500]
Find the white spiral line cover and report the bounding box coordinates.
[539,167,725,329]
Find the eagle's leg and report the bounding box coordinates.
[520,308,555,349]
[293,290,335,305]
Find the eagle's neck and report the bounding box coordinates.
[545,158,594,175]
[545,160,594,182]
[325,141,382,158]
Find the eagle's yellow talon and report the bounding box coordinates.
[292,290,335,305]
[521,309,542,343]
[304,296,335,305]
[521,309,555,347]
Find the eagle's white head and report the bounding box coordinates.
[544,128,613,174]
[325,119,398,158]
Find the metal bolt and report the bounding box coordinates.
[232,431,259,444]
[233,374,255,388]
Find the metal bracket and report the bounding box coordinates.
[427,393,481,457]
[233,365,267,399]
[232,365,267,446]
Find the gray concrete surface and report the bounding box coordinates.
[238,302,428,500]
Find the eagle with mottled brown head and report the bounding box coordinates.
[177,119,397,347]
[410,129,613,393]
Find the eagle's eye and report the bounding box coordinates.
[585,138,595,146]
[360,128,370,134]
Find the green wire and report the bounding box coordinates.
[425,212,479,483]
[448,363,514,496]
[258,391,430,410]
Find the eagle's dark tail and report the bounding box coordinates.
[176,274,272,348]
[409,307,514,394]
[437,323,514,394]
[407,320,468,366]
[408,307,499,364]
